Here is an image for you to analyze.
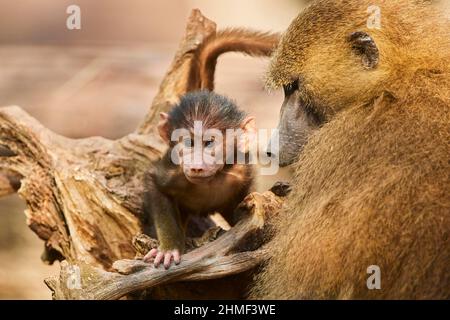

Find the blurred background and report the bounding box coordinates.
[0,0,308,299]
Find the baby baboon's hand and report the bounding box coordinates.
[143,248,181,269]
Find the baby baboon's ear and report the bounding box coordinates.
[238,116,256,153]
[157,112,171,143]
[348,31,379,69]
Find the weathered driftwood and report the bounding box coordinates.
[0,9,283,299]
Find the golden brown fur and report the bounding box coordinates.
[188,28,280,91]
[251,0,450,299]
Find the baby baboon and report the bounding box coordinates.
[253,0,450,299]
[143,91,255,269]
[143,29,279,269]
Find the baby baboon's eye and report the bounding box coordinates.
[283,79,299,97]
[204,139,215,148]
[183,138,194,148]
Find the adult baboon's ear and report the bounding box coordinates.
[348,31,379,69]
[157,112,171,143]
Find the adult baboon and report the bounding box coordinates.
[253,0,450,299]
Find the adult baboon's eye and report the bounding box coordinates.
[300,95,326,126]
[283,79,299,97]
